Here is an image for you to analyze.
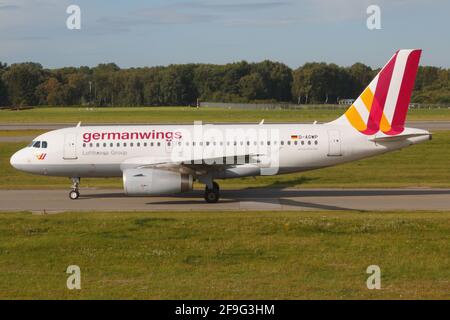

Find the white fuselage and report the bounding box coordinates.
[10,123,431,180]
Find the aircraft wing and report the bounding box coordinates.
[120,153,264,177]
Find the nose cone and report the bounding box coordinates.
[10,151,19,169]
[10,149,27,171]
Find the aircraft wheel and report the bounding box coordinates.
[69,190,79,200]
[204,186,220,203]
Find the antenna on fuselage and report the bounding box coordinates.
[259,119,264,125]
[76,121,82,128]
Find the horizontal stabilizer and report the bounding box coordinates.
[369,132,431,143]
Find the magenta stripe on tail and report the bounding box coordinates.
[362,51,398,135]
[385,50,422,135]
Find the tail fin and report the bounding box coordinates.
[332,49,421,135]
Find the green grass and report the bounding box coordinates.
[0,130,46,137]
[1,106,450,124]
[2,131,450,189]
[0,210,448,299]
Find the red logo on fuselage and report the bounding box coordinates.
[36,153,47,160]
[82,131,182,143]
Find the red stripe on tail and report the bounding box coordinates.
[385,50,422,135]
[362,52,398,135]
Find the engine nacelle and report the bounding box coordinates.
[123,168,193,196]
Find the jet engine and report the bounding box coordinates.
[123,168,193,195]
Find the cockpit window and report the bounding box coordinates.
[28,141,47,148]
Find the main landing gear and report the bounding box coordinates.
[69,177,80,200]
[204,181,220,203]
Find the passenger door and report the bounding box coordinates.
[327,130,342,156]
[63,134,78,160]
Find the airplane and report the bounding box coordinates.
[10,49,431,203]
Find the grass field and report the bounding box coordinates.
[0,130,45,137]
[0,210,448,299]
[1,131,449,189]
[1,106,450,124]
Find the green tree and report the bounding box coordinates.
[0,62,8,105]
[2,63,44,106]
[142,67,164,106]
[253,60,292,101]
[93,63,120,106]
[347,63,373,98]
[239,73,265,100]
[159,65,197,105]
[292,62,354,104]
[36,77,66,105]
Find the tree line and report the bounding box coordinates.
[0,60,448,107]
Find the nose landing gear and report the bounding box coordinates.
[69,177,80,200]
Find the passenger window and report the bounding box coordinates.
[157,142,160,147]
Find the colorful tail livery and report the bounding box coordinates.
[334,49,421,135]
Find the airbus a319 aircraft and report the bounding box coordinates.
[10,49,431,203]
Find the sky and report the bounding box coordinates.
[0,0,449,69]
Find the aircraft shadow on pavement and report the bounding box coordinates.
[79,188,450,211]
[80,188,450,200]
